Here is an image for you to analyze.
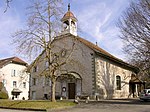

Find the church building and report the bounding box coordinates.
[29,4,143,100]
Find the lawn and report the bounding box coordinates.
[0,100,76,110]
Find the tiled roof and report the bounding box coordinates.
[61,3,77,22]
[0,57,27,68]
[61,11,77,21]
[76,36,139,72]
[78,37,116,59]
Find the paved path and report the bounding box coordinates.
[48,99,150,112]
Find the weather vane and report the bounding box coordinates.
[68,0,72,11]
[68,3,70,11]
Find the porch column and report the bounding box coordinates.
[135,84,138,97]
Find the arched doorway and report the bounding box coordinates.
[57,72,82,99]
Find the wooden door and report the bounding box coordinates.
[68,83,75,99]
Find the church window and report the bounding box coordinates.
[116,76,121,90]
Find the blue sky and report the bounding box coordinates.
[0,0,135,62]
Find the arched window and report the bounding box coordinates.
[116,76,121,90]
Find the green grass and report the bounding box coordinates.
[0,100,76,110]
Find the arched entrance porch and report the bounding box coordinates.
[57,72,82,99]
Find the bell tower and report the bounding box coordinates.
[61,4,77,36]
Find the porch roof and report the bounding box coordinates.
[130,76,145,84]
[11,88,22,93]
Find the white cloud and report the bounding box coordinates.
[73,0,131,61]
[77,2,112,39]
[100,27,125,60]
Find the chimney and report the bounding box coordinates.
[96,42,98,46]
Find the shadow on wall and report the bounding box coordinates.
[97,61,116,99]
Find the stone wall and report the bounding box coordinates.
[95,56,133,99]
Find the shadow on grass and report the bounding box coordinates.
[8,101,22,107]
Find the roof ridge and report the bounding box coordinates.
[76,36,138,72]
[77,36,117,59]
[0,57,27,68]
[0,56,16,61]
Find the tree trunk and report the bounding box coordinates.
[51,77,56,102]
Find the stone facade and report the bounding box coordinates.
[29,34,138,100]
[95,56,133,99]
[29,35,95,99]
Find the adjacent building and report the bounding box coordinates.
[29,5,143,100]
[0,57,29,100]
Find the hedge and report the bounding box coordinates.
[0,91,8,99]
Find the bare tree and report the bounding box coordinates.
[4,0,13,13]
[12,0,66,102]
[118,0,150,83]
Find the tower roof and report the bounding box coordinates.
[61,3,77,22]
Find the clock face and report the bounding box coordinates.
[61,49,66,57]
